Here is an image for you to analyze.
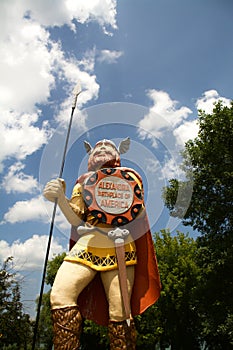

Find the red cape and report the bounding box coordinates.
[69,168,161,326]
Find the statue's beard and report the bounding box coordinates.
[88,153,120,171]
[92,155,115,169]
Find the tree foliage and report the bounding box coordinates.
[0,257,32,349]
[163,101,233,348]
[136,230,202,349]
[163,101,233,236]
[36,291,53,349]
[45,252,66,287]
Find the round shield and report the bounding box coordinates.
[83,168,144,226]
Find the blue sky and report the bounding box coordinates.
[0,0,232,317]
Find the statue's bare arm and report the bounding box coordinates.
[43,178,82,226]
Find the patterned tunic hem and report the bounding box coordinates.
[64,249,137,272]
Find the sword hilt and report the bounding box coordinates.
[108,227,130,243]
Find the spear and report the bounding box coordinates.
[32,84,82,349]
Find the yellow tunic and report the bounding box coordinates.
[64,181,137,271]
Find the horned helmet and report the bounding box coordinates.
[84,137,130,171]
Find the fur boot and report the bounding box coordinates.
[51,305,82,349]
[108,319,136,350]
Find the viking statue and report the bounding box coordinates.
[43,137,161,349]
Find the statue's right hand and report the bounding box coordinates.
[43,178,66,203]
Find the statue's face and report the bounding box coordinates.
[88,140,120,170]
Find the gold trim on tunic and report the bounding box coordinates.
[64,232,137,271]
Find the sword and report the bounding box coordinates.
[108,227,132,326]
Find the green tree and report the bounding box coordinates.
[163,101,233,236]
[136,230,202,350]
[163,102,233,348]
[45,252,66,287]
[36,292,53,349]
[0,257,32,349]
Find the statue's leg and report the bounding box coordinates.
[50,261,96,349]
[101,266,137,350]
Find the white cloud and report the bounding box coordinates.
[0,235,65,270]
[195,90,231,114]
[0,0,117,35]
[138,90,200,184]
[0,110,52,172]
[144,157,185,183]
[55,57,100,123]
[140,89,231,151]
[0,11,58,171]
[139,89,231,187]
[24,0,117,33]
[138,89,192,147]
[0,16,99,115]
[1,196,48,224]
[0,0,117,170]
[173,119,199,146]
[160,157,185,181]
[79,48,96,72]
[0,20,56,113]
[1,162,39,194]
[138,89,231,185]
[65,0,117,34]
[1,195,71,234]
[78,47,123,73]
[97,50,124,64]
[145,90,192,127]
[0,0,117,114]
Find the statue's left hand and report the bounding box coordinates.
[43,178,66,203]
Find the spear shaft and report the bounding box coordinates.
[32,85,81,349]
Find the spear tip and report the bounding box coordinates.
[72,83,82,108]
